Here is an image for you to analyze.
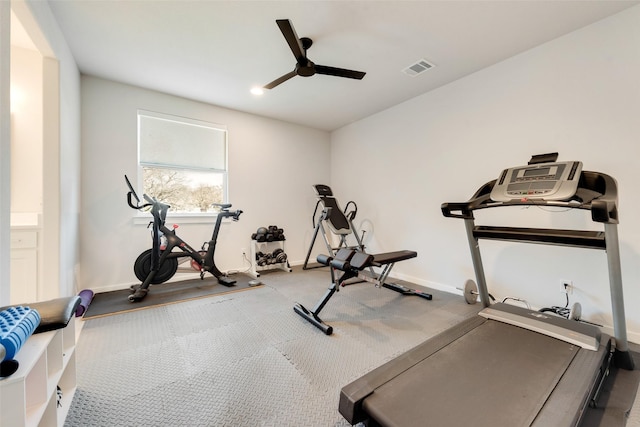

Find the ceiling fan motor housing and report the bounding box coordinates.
[296,61,316,77]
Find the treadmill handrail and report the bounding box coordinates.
[441,166,634,370]
[441,171,618,224]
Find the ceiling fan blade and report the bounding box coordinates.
[315,65,366,80]
[263,70,297,90]
[276,19,306,63]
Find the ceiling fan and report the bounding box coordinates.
[263,19,366,90]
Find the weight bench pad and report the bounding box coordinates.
[372,250,417,266]
[335,248,356,262]
[350,252,375,270]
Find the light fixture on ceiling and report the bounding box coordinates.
[250,87,264,96]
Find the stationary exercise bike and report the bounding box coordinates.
[125,175,243,302]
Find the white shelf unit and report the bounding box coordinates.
[1,319,77,427]
[250,240,292,278]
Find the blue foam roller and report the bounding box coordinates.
[0,306,41,362]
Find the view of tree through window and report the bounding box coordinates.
[142,167,224,213]
[138,110,227,214]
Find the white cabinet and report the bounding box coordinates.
[10,214,42,304]
[0,320,77,426]
[250,240,292,278]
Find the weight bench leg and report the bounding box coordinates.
[294,304,333,335]
[293,284,337,335]
[372,262,433,300]
[382,282,432,300]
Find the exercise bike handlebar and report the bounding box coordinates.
[127,191,149,210]
[222,209,243,221]
[125,176,241,223]
[126,189,170,224]
[145,195,170,226]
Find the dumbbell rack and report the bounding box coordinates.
[249,240,292,278]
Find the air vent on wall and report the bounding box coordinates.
[402,59,436,77]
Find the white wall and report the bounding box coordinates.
[21,0,81,300]
[331,6,640,342]
[80,76,330,291]
[10,46,43,213]
[0,1,81,305]
[0,1,11,304]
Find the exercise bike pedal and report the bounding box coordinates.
[218,276,237,287]
[128,288,148,302]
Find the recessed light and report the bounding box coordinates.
[251,87,264,96]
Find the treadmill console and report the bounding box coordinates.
[490,160,582,202]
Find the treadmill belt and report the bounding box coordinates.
[362,320,579,427]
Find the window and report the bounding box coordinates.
[138,110,228,214]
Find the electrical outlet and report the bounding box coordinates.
[561,280,573,294]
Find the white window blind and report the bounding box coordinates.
[139,110,227,171]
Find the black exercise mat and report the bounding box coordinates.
[82,274,260,319]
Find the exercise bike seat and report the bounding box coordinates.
[213,203,232,211]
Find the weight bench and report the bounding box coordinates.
[294,248,431,335]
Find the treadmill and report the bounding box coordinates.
[339,153,634,427]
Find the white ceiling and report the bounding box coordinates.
[43,0,639,131]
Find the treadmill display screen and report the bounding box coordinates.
[490,160,582,202]
[523,167,551,177]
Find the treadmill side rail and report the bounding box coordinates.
[339,315,486,425]
[532,336,612,426]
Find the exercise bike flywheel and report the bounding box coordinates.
[133,248,178,284]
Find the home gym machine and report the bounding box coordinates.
[125,175,242,302]
[302,184,367,269]
[294,247,431,335]
[339,154,634,426]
